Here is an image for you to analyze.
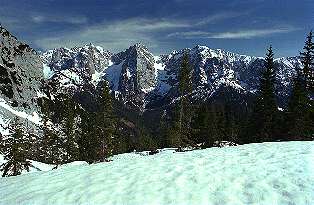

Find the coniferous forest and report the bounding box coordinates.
[0,31,313,177]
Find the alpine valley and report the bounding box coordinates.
[0,25,303,145]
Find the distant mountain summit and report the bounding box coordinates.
[153,45,300,106]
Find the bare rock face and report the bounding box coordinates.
[43,43,157,110]
[119,44,156,92]
[44,44,112,74]
[0,26,43,111]
[42,44,112,90]
[114,43,156,108]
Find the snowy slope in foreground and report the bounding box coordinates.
[0,155,88,176]
[1,141,314,205]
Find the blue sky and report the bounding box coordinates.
[0,0,313,56]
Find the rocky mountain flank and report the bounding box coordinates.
[0,26,43,110]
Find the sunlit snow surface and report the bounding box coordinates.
[0,141,313,205]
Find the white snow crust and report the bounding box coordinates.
[0,141,313,205]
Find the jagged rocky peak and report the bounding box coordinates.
[158,45,256,88]
[114,43,156,95]
[165,45,257,65]
[40,42,158,109]
[41,44,114,91]
[192,45,250,61]
[151,45,302,107]
[0,26,43,111]
[43,44,113,74]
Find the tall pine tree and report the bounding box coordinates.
[300,31,314,93]
[286,67,313,139]
[192,104,220,147]
[58,93,80,163]
[0,117,31,177]
[286,31,314,140]
[39,93,63,165]
[96,82,116,161]
[78,110,99,163]
[167,52,194,148]
[248,46,278,142]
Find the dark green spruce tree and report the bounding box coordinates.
[158,111,168,148]
[223,103,240,143]
[96,82,116,161]
[248,46,279,142]
[286,67,313,140]
[39,93,63,165]
[192,104,219,147]
[78,110,99,163]
[285,31,314,140]
[299,31,314,139]
[58,94,79,163]
[300,30,314,93]
[167,52,193,148]
[0,117,31,177]
[191,102,242,147]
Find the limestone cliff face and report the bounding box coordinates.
[0,26,43,111]
[114,43,156,108]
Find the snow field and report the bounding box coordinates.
[0,141,313,205]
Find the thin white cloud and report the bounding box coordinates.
[0,14,28,30]
[167,31,209,38]
[207,28,299,39]
[35,18,189,52]
[31,15,88,24]
[196,11,248,26]
[168,27,299,39]
[34,11,250,51]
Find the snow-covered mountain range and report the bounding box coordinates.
[42,43,301,110]
[0,26,303,130]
